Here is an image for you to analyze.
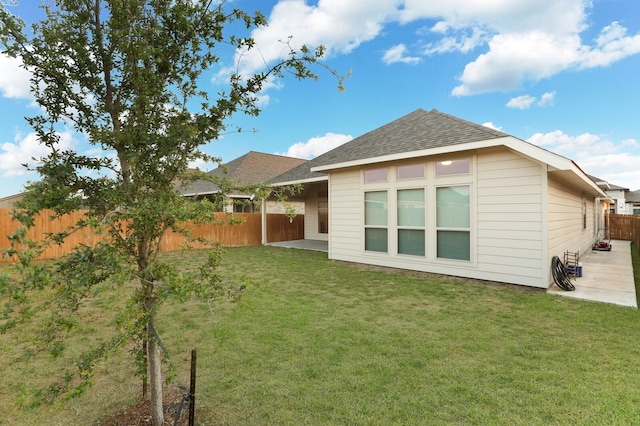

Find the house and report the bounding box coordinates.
[626,190,640,215]
[271,108,608,289]
[589,175,640,215]
[0,192,26,209]
[179,151,307,213]
[589,176,629,214]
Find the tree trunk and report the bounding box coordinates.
[148,334,164,425]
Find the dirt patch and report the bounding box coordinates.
[98,387,191,425]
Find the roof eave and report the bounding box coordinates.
[181,190,219,197]
[309,136,605,198]
[270,175,328,187]
[310,136,559,172]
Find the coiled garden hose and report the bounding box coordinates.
[551,256,575,291]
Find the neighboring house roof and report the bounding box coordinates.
[588,175,611,190]
[589,174,629,191]
[180,151,307,196]
[273,108,604,197]
[271,157,328,184]
[0,192,27,209]
[626,190,640,203]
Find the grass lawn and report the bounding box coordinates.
[2,245,640,425]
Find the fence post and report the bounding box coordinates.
[189,348,197,426]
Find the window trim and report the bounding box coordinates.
[397,188,426,256]
[359,158,475,264]
[364,190,389,253]
[364,167,388,183]
[435,185,471,261]
[397,163,425,180]
[435,158,471,177]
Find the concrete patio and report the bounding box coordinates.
[547,240,637,308]
[268,239,329,252]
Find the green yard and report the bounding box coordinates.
[2,245,640,425]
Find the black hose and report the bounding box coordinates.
[551,256,575,291]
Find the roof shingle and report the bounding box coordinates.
[273,108,508,183]
[180,151,306,195]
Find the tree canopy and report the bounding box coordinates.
[0,1,342,423]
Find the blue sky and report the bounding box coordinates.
[1,0,640,198]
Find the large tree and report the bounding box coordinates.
[0,1,341,423]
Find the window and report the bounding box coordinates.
[361,159,474,261]
[233,199,255,213]
[436,159,470,176]
[364,168,388,183]
[436,186,470,260]
[397,164,424,180]
[397,189,425,256]
[365,191,388,252]
[318,191,328,234]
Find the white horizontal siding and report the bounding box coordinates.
[478,237,543,250]
[476,150,545,287]
[328,169,361,257]
[547,176,596,260]
[477,217,542,230]
[325,149,550,288]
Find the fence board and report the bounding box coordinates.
[609,214,638,241]
[266,214,304,243]
[0,209,102,260]
[0,209,303,261]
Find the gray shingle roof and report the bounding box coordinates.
[273,108,509,183]
[180,151,306,195]
[626,190,640,203]
[588,174,629,191]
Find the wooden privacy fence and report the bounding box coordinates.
[0,209,304,261]
[609,214,640,248]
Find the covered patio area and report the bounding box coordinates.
[547,240,637,308]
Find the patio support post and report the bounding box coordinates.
[261,196,267,245]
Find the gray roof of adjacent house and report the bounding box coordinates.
[626,190,640,203]
[180,151,306,196]
[588,174,629,191]
[272,108,509,183]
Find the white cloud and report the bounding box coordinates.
[452,31,583,95]
[382,44,421,65]
[423,25,489,55]
[0,53,32,99]
[580,22,640,68]
[188,157,212,172]
[449,17,640,94]
[278,132,352,159]
[507,95,536,109]
[230,0,397,78]
[538,91,555,106]
[0,130,76,177]
[482,122,503,131]
[527,130,640,190]
[528,130,615,158]
[221,0,640,97]
[507,91,556,109]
